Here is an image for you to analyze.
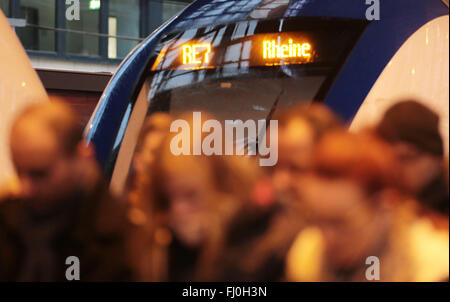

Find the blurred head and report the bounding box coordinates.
[376,101,444,196]
[10,100,96,212]
[146,112,261,248]
[272,103,342,202]
[133,113,172,177]
[130,113,172,206]
[297,130,397,270]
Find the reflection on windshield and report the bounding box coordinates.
[145,17,366,123]
[100,17,367,180]
[149,76,323,124]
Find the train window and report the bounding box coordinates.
[146,18,367,117]
[149,75,322,122]
[109,17,368,194]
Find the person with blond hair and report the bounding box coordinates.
[127,111,267,281]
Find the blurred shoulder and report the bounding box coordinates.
[285,227,326,282]
[390,200,449,281]
[407,215,449,282]
[0,177,20,203]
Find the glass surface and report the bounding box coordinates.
[146,18,367,121]
[162,0,190,22]
[17,0,55,51]
[102,17,368,182]
[66,0,99,56]
[109,0,140,59]
[0,0,9,17]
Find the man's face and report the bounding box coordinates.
[297,175,382,270]
[10,122,77,210]
[392,142,442,195]
[272,118,315,202]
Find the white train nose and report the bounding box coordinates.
[351,15,449,156]
[0,10,48,186]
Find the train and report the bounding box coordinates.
[85,0,448,194]
[1,1,448,196]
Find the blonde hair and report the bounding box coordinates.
[129,111,263,281]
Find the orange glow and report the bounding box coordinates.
[182,43,212,65]
[183,66,215,71]
[151,44,169,71]
[263,39,311,60]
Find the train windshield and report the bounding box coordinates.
[144,17,368,121]
[108,17,368,191]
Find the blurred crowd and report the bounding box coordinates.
[0,99,448,282]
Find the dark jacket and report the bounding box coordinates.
[210,201,305,281]
[0,182,133,282]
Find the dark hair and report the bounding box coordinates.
[376,100,444,157]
